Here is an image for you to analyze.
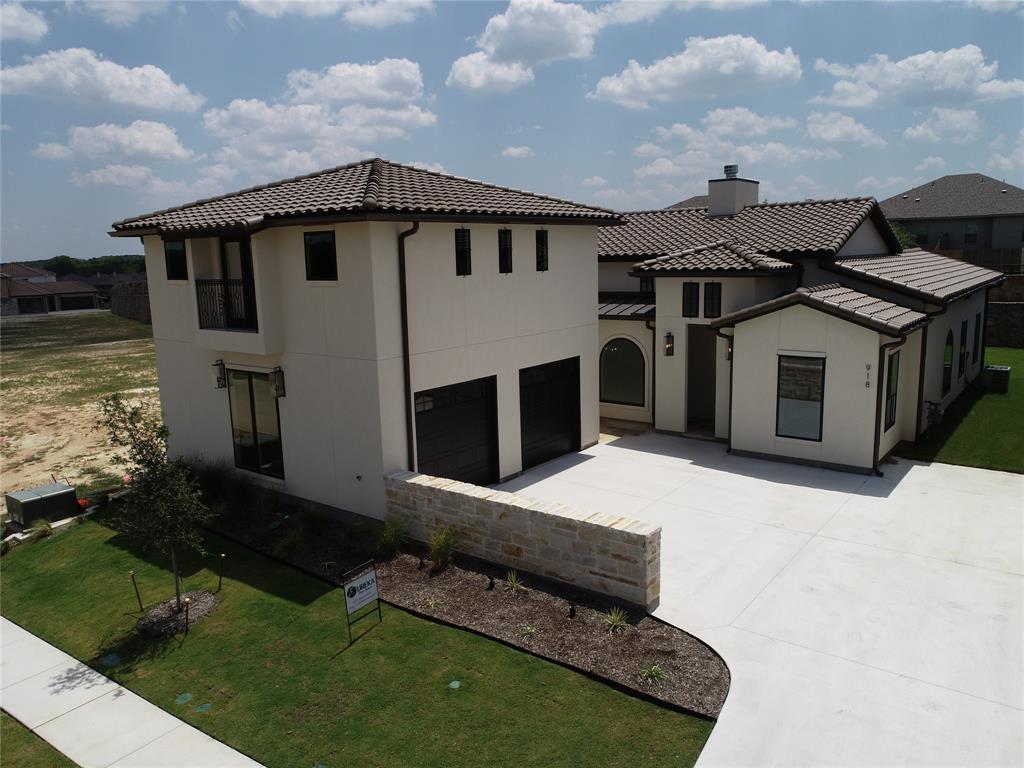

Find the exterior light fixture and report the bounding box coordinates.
[664,331,675,356]
[212,359,226,389]
[272,366,286,398]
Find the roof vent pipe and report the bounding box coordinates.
[724,164,739,180]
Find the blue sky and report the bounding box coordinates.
[1,0,1022,260]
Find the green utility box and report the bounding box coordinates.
[5,482,78,527]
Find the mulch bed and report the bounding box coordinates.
[137,590,218,637]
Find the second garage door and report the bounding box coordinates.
[519,356,581,471]
[415,376,498,486]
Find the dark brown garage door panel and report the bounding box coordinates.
[519,356,581,471]
[415,376,498,487]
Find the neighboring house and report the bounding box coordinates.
[109,158,619,519]
[60,271,147,305]
[598,165,1002,473]
[668,194,709,209]
[0,263,99,315]
[880,173,1024,274]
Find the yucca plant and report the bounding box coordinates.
[503,570,526,595]
[520,624,538,638]
[605,606,629,634]
[429,526,457,569]
[638,663,668,687]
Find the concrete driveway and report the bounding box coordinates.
[497,432,1023,767]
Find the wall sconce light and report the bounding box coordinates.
[272,366,286,398]
[212,359,226,389]
[664,331,675,356]
[726,340,733,361]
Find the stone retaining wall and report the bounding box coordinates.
[384,471,661,610]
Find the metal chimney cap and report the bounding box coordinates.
[723,164,739,179]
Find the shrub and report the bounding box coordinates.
[423,597,441,611]
[605,606,629,635]
[520,624,538,639]
[378,519,405,559]
[429,526,457,569]
[503,570,526,595]
[190,460,232,504]
[30,519,54,539]
[638,663,668,687]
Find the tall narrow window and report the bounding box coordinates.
[958,320,968,379]
[942,330,954,395]
[303,231,337,281]
[164,240,187,281]
[535,230,548,272]
[885,351,900,431]
[455,229,472,276]
[498,228,513,274]
[964,223,978,245]
[972,312,981,363]
[227,369,283,478]
[704,282,722,318]
[776,355,825,441]
[682,282,700,318]
[639,276,654,293]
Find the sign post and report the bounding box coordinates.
[341,560,382,647]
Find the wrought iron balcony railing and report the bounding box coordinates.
[195,278,258,331]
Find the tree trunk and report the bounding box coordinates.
[171,549,182,612]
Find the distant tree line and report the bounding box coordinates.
[23,254,146,277]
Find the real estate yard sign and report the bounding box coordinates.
[342,561,382,646]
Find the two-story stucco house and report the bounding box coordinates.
[109,158,621,519]
[596,165,1003,473]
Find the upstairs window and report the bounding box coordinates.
[958,320,968,379]
[942,330,954,395]
[303,231,338,281]
[164,240,188,281]
[682,282,700,318]
[972,312,981,363]
[885,351,900,431]
[964,223,978,245]
[498,229,513,274]
[455,229,472,276]
[535,230,548,272]
[704,282,722,318]
[639,276,654,293]
[777,355,825,441]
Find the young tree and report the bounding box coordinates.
[98,393,210,612]
[889,221,918,252]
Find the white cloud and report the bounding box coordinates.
[813,45,1022,107]
[904,108,981,143]
[915,155,946,172]
[0,48,205,111]
[701,107,797,136]
[591,35,801,109]
[501,145,534,158]
[581,175,607,187]
[446,52,534,92]
[965,0,1024,12]
[35,120,193,161]
[72,162,238,200]
[408,160,446,173]
[225,9,244,31]
[806,111,886,148]
[989,129,1024,173]
[72,1,170,27]
[73,163,156,187]
[238,0,432,26]
[285,58,424,104]
[633,142,671,158]
[857,175,910,196]
[1,2,48,42]
[635,143,839,178]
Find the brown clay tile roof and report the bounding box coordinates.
[598,292,656,319]
[631,240,795,275]
[7,280,98,297]
[1,262,55,278]
[880,173,1024,220]
[711,282,928,337]
[825,248,1004,304]
[599,198,900,260]
[111,158,620,235]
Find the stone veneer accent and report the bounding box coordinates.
[384,471,661,610]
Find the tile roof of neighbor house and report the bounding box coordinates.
[630,240,795,275]
[825,248,1004,304]
[6,279,98,297]
[667,194,709,209]
[0,262,55,278]
[599,197,901,260]
[879,173,1024,220]
[111,158,621,235]
[711,283,929,337]
[598,292,656,320]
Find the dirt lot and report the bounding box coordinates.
[1,311,156,513]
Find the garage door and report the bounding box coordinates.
[519,356,580,471]
[415,376,498,486]
[59,295,95,310]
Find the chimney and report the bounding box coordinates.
[708,164,759,216]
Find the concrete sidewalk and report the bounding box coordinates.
[0,617,262,768]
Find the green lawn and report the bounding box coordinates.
[0,712,77,768]
[896,346,1023,474]
[1,520,713,768]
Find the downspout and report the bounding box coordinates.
[714,328,734,451]
[645,319,657,426]
[873,336,907,476]
[398,222,420,471]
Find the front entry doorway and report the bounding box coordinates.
[686,325,717,436]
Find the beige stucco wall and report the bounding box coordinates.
[598,261,645,292]
[877,329,923,461]
[836,219,890,258]
[385,471,661,610]
[919,290,987,427]
[598,318,654,423]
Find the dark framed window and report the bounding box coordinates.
[942,330,954,395]
[600,338,645,407]
[776,355,825,441]
[972,312,981,363]
[704,282,722,318]
[639,276,654,293]
[885,350,900,431]
[498,228,513,274]
[227,369,283,478]
[303,231,337,281]
[535,230,548,272]
[964,223,978,245]
[958,320,968,378]
[682,282,700,318]
[164,240,187,281]
[914,232,928,247]
[455,229,472,276]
